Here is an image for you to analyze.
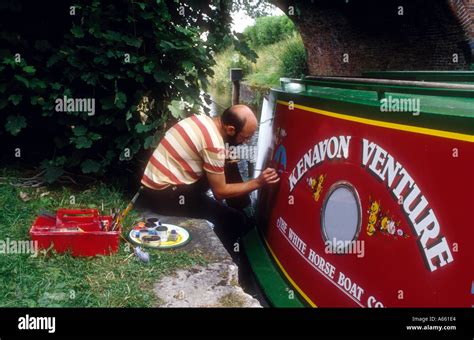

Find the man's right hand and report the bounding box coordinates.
[257,168,280,187]
[206,167,279,200]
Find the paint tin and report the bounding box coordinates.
[142,235,161,244]
[147,218,159,224]
[146,218,161,229]
[139,229,149,240]
[132,230,140,238]
[156,226,168,242]
[169,229,178,242]
[145,222,155,229]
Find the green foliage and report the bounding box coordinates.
[0,0,249,180]
[209,47,253,94]
[243,15,296,49]
[209,15,305,91]
[232,32,258,63]
[280,36,308,78]
[211,32,307,90]
[231,0,274,18]
[5,115,27,136]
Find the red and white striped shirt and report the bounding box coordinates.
[141,114,225,190]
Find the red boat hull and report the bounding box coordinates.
[259,99,474,307]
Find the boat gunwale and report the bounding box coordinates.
[281,77,474,99]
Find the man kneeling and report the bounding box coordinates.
[139,104,279,258]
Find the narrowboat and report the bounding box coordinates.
[242,71,474,307]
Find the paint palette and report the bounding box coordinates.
[128,223,191,249]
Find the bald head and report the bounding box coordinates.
[221,104,257,145]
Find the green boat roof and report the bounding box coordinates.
[275,76,474,136]
[362,71,474,84]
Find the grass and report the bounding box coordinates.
[217,292,247,307]
[0,168,207,307]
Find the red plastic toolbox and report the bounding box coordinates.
[30,209,121,257]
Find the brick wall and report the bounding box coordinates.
[272,0,474,76]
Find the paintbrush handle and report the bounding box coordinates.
[111,187,143,231]
[255,168,288,174]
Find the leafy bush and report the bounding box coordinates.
[243,42,286,87]
[280,35,308,78]
[0,0,254,182]
[243,15,296,49]
[211,16,306,90]
[238,34,307,88]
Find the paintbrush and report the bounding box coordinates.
[111,187,143,231]
[254,168,288,174]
